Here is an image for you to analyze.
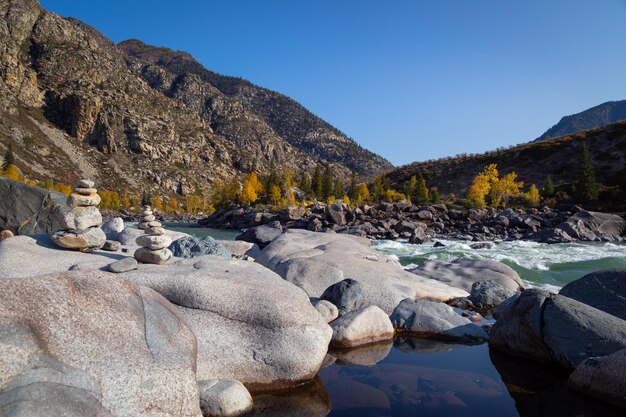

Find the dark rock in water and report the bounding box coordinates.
[279,206,306,221]
[0,177,70,235]
[433,241,446,248]
[559,270,626,320]
[169,236,231,258]
[320,279,367,316]
[325,203,345,226]
[558,210,626,242]
[568,349,626,409]
[236,221,283,248]
[470,242,494,250]
[108,257,138,273]
[489,289,626,369]
[390,298,488,342]
[532,227,575,244]
[409,226,430,244]
[467,280,515,309]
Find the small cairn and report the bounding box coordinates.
[52,179,106,251]
[134,205,172,264]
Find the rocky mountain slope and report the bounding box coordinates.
[386,121,626,206]
[0,0,390,198]
[536,100,626,141]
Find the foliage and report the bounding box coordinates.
[356,182,370,203]
[466,164,523,208]
[524,184,541,207]
[542,176,555,197]
[2,144,14,172]
[577,143,598,201]
[241,171,264,205]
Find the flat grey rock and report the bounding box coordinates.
[0,271,201,417]
[559,270,626,319]
[108,257,138,273]
[257,230,466,314]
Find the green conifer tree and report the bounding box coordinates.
[542,175,555,198]
[577,143,598,201]
[311,166,323,198]
[2,143,14,172]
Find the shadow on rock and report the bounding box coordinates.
[247,376,331,417]
[489,348,624,417]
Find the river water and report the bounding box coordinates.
[165,223,625,417]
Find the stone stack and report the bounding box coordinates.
[134,206,172,264]
[52,179,106,251]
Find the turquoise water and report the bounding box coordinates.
[372,239,626,290]
[162,222,240,241]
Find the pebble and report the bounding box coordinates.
[134,247,172,265]
[144,227,165,236]
[136,234,172,250]
[78,179,95,188]
[74,187,98,196]
[108,257,138,273]
[102,240,121,252]
[142,215,156,222]
[147,221,162,228]
[0,230,14,241]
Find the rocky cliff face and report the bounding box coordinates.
[0,0,390,198]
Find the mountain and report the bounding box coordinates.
[385,122,626,207]
[536,100,626,141]
[0,0,390,198]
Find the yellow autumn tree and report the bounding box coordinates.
[241,171,263,205]
[153,195,163,212]
[269,185,282,205]
[356,182,370,203]
[525,184,541,207]
[121,187,131,210]
[166,197,180,214]
[2,164,24,181]
[467,164,522,208]
[489,171,523,208]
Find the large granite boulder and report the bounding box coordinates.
[410,257,525,292]
[557,210,626,242]
[169,236,231,259]
[568,349,626,408]
[390,298,488,342]
[256,230,467,314]
[559,270,626,320]
[119,256,332,391]
[489,289,626,369]
[329,305,394,348]
[236,221,283,249]
[0,177,71,235]
[0,234,127,278]
[467,280,516,309]
[0,271,201,417]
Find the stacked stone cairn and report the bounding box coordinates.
[52,179,106,251]
[134,205,172,264]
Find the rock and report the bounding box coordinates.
[51,227,106,251]
[390,299,488,342]
[329,339,393,366]
[142,214,156,222]
[236,221,283,249]
[470,242,494,250]
[169,236,231,259]
[489,289,626,369]
[568,349,626,408]
[312,299,339,323]
[409,226,430,244]
[74,187,97,195]
[0,177,71,235]
[532,227,575,244]
[467,280,515,309]
[0,271,201,417]
[136,234,173,250]
[329,306,394,348]
[279,206,306,221]
[144,226,165,236]
[118,227,189,247]
[218,240,260,259]
[410,257,524,292]
[433,241,446,247]
[102,240,121,252]
[119,257,332,390]
[320,279,367,315]
[559,270,626,319]
[65,206,103,230]
[66,192,101,207]
[558,210,626,241]
[416,210,433,221]
[147,220,162,228]
[198,379,253,417]
[325,203,346,226]
[77,179,95,188]
[0,230,14,240]
[101,217,124,240]
[108,257,138,273]
[134,247,172,264]
[257,230,467,314]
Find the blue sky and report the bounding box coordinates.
[40,0,626,166]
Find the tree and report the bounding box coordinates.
[269,185,282,205]
[371,176,388,202]
[356,182,370,203]
[525,184,541,207]
[466,164,501,208]
[404,176,418,202]
[347,172,359,200]
[542,176,555,198]
[121,188,131,210]
[430,187,441,204]
[299,171,312,195]
[577,143,598,201]
[153,195,163,212]
[241,171,263,205]
[333,178,344,199]
[2,143,14,172]
[2,164,22,181]
[489,171,523,208]
[321,165,334,199]
[166,197,180,214]
[415,173,429,204]
[311,166,323,198]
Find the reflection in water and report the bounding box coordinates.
[489,348,624,417]
[248,338,624,417]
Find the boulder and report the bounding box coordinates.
[279,206,306,222]
[102,240,121,252]
[218,240,260,259]
[325,203,346,226]
[410,257,524,292]
[559,270,626,320]
[312,299,339,323]
[101,217,125,240]
[329,305,394,348]
[489,289,626,369]
[320,279,367,315]
[0,177,71,235]
[558,210,626,241]
[568,349,626,408]
[256,230,467,314]
[117,227,189,247]
[0,271,201,417]
[198,380,253,417]
[467,280,515,309]
[64,206,103,230]
[119,256,332,390]
[236,221,283,249]
[51,227,106,251]
[134,247,172,265]
[389,299,488,342]
[169,236,231,259]
[408,226,430,244]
